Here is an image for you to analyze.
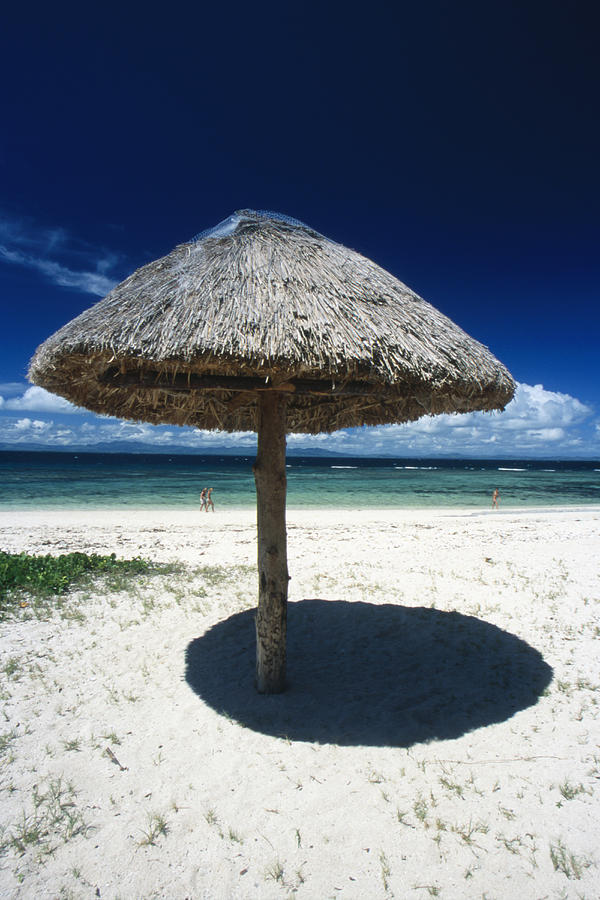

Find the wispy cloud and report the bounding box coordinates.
[0,245,116,296]
[0,382,28,398]
[0,383,597,457]
[0,214,119,296]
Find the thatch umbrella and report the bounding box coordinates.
[29,209,515,693]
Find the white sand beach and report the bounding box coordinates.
[1,506,599,898]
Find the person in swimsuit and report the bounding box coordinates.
[206,487,215,512]
[492,488,500,509]
[199,487,207,511]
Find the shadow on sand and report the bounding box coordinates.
[185,599,553,747]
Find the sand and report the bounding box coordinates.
[0,505,599,899]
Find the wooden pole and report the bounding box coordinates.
[253,392,289,693]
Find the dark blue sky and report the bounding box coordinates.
[1,1,598,456]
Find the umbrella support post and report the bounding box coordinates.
[253,393,289,694]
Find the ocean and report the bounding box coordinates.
[0,451,599,510]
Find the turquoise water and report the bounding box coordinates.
[1,451,599,510]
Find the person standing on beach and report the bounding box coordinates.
[492,487,500,509]
[206,487,215,512]
[199,487,207,511]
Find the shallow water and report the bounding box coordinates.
[1,451,598,510]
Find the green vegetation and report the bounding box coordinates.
[1,777,87,858]
[264,860,285,884]
[0,550,180,619]
[139,812,169,847]
[549,838,593,879]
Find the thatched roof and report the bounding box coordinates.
[29,210,515,434]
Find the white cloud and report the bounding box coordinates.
[524,427,564,442]
[2,386,80,414]
[13,418,52,433]
[484,383,590,430]
[0,383,597,458]
[92,421,257,450]
[286,383,597,457]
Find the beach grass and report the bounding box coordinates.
[0,550,181,620]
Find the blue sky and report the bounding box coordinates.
[1,2,598,458]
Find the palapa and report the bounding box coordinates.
[29,209,515,693]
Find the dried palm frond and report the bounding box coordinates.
[29,210,514,433]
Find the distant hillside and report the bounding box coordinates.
[0,441,350,458]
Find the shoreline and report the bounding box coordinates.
[1,503,599,522]
[2,502,600,516]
